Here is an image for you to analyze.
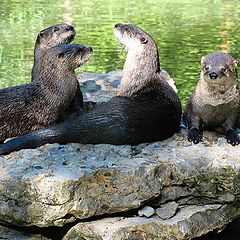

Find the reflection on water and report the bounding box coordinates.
[1,0,240,106]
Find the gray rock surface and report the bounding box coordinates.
[78,71,121,102]
[0,131,240,230]
[0,72,240,239]
[138,206,155,218]
[63,204,240,240]
[0,224,49,240]
[156,201,179,219]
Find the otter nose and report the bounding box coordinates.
[114,23,122,28]
[89,47,93,52]
[209,72,218,79]
[66,25,74,31]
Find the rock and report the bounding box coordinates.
[63,204,240,240]
[0,224,49,240]
[0,72,240,239]
[156,201,178,219]
[138,206,155,218]
[0,131,240,229]
[78,71,121,103]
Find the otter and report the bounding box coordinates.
[0,23,182,155]
[32,23,83,118]
[184,52,240,146]
[0,44,93,143]
[32,23,76,81]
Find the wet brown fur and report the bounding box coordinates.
[32,23,84,118]
[184,52,240,146]
[0,44,92,143]
[0,24,182,155]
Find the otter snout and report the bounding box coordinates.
[209,72,218,79]
[82,46,93,55]
[88,46,93,52]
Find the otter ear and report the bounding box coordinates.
[201,56,206,65]
[36,32,44,43]
[229,59,238,72]
[233,59,238,67]
[52,26,60,32]
[140,37,148,44]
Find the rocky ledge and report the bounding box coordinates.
[0,71,239,239]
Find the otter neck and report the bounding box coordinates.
[38,64,77,102]
[119,48,160,97]
[32,43,45,81]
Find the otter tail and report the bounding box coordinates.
[0,123,73,155]
[0,115,127,155]
[0,96,182,155]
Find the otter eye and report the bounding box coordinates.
[58,52,65,58]
[221,67,229,75]
[140,37,148,44]
[222,67,228,72]
[53,26,60,32]
[39,31,44,37]
[204,66,209,71]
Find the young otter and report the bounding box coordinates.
[32,23,84,118]
[0,44,93,143]
[0,23,182,155]
[184,52,240,146]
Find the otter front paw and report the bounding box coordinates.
[226,129,240,146]
[188,128,202,144]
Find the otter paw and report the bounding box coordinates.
[188,128,202,144]
[226,130,240,146]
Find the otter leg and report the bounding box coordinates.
[185,104,203,144]
[188,127,203,144]
[222,117,240,146]
[226,129,240,146]
[68,83,84,116]
[58,83,84,122]
[69,83,83,116]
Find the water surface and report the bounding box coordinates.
[1,0,240,105]
[0,1,240,238]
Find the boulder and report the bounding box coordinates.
[63,204,240,240]
[0,131,239,230]
[78,71,121,103]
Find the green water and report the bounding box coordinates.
[1,0,240,106]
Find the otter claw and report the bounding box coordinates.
[226,130,240,146]
[187,128,202,144]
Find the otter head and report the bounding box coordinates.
[114,23,160,82]
[36,23,76,48]
[201,52,238,85]
[114,23,154,52]
[44,44,93,71]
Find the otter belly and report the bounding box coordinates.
[200,103,232,130]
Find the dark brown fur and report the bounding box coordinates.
[32,23,84,118]
[0,24,182,155]
[32,23,75,81]
[184,52,240,146]
[0,44,92,143]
